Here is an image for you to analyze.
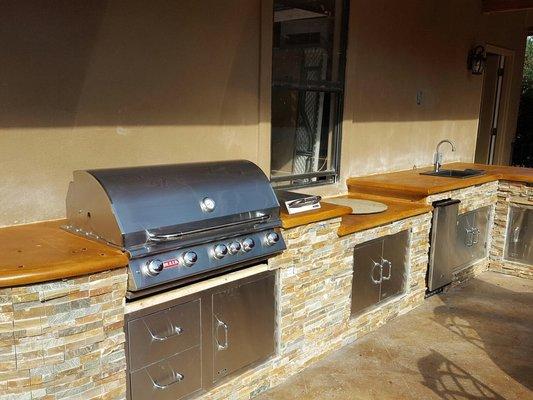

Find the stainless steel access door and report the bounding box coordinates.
[505,203,533,265]
[428,199,460,292]
[211,273,275,383]
[352,238,383,315]
[380,230,409,301]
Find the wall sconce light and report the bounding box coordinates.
[467,45,486,75]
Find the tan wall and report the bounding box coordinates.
[0,0,263,226]
[0,0,531,226]
[338,0,530,189]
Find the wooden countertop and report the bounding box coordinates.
[347,162,532,201]
[281,201,353,229]
[338,195,432,237]
[0,220,128,288]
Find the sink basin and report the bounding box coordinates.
[420,168,485,179]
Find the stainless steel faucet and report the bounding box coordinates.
[434,139,456,172]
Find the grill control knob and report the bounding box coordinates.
[182,251,198,267]
[265,232,280,246]
[242,238,255,252]
[145,259,164,276]
[228,241,241,255]
[200,197,216,213]
[213,244,228,259]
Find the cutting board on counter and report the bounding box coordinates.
[325,197,388,215]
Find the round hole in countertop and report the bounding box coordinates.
[87,212,91,218]
[18,265,24,268]
[100,253,105,256]
[17,249,22,253]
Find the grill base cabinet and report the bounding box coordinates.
[351,230,409,316]
[125,271,276,400]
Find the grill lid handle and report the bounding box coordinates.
[146,214,271,243]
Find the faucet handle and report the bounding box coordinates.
[434,152,443,165]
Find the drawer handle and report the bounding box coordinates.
[214,316,229,351]
[145,320,183,341]
[381,259,392,281]
[151,371,184,390]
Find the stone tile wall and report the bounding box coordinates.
[426,181,498,213]
[0,268,128,400]
[2,181,513,400]
[200,183,502,400]
[198,211,433,400]
[489,181,533,280]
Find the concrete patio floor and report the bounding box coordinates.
[258,271,533,400]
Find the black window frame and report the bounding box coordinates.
[270,0,350,189]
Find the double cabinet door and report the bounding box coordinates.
[126,271,275,400]
[351,230,409,316]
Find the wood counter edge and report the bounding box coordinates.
[338,203,433,237]
[281,202,353,230]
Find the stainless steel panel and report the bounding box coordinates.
[381,230,409,301]
[455,206,491,269]
[128,299,201,372]
[428,199,460,291]
[67,160,280,249]
[505,204,533,265]
[351,238,383,315]
[211,273,275,383]
[130,346,202,400]
[126,229,285,294]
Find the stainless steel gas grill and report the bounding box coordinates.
[64,160,286,299]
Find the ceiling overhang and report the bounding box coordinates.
[483,0,533,13]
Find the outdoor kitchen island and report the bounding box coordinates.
[0,163,531,400]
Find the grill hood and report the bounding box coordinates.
[65,160,281,254]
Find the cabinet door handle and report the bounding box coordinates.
[150,371,184,390]
[513,226,521,243]
[381,259,392,281]
[465,227,475,247]
[144,319,183,341]
[214,315,229,351]
[370,262,382,284]
[472,227,480,245]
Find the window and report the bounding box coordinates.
[270,0,349,188]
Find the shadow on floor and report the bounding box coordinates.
[431,278,533,391]
[418,349,505,400]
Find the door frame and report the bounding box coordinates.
[477,44,515,165]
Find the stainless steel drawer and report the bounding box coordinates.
[130,346,202,400]
[128,299,201,371]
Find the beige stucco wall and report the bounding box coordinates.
[336,0,530,192]
[0,1,531,226]
[0,0,263,227]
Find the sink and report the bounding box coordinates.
[420,168,485,179]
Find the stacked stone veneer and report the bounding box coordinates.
[198,211,432,400]
[4,180,526,400]
[489,180,533,279]
[0,268,128,400]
